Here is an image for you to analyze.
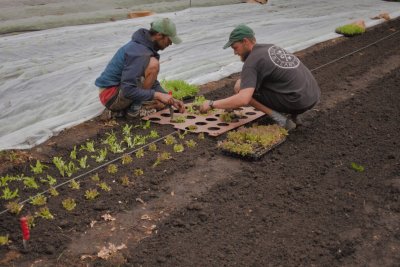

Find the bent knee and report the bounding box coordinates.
[233,79,241,94]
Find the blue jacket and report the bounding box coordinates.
[95,29,165,101]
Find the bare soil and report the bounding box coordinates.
[0,18,399,267]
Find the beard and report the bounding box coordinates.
[153,40,162,51]
[240,50,251,62]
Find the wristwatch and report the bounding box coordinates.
[208,100,214,109]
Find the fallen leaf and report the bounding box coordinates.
[141,214,151,220]
[97,243,127,260]
[90,220,97,228]
[101,213,116,221]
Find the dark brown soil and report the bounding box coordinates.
[0,18,399,267]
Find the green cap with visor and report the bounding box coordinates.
[151,18,182,44]
[223,24,254,49]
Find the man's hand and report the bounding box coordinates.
[172,99,186,113]
[199,100,212,113]
[154,92,174,105]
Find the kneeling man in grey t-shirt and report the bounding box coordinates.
[200,24,321,130]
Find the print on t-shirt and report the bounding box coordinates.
[268,45,300,69]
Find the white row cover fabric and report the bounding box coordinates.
[0,0,399,150]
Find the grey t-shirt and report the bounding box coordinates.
[241,44,320,110]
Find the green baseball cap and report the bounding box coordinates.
[150,18,182,44]
[223,24,255,49]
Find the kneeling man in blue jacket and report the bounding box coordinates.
[95,18,185,118]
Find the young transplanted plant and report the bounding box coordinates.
[98,182,111,192]
[0,235,9,246]
[1,187,19,200]
[30,160,48,175]
[35,207,54,220]
[6,201,23,214]
[85,189,99,200]
[62,198,76,211]
[30,195,47,206]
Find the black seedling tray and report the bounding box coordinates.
[220,138,286,161]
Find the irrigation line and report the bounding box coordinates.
[0,130,178,215]
[310,29,399,72]
[1,29,399,216]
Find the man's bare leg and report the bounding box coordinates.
[142,57,165,110]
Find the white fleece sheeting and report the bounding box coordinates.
[0,0,399,150]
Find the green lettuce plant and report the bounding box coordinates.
[135,148,145,159]
[69,179,80,190]
[92,148,107,163]
[62,198,76,211]
[6,201,23,214]
[78,155,89,169]
[161,79,199,100]
[1,187,19,200]
[80,141,95,153]
[23,176,39,189]
[85,189,99,200]
[98,182,111,192]
[30,195,47,206]
[35,207,54,220]
[30,160,48,174]
[107,164,118,174]
[335,24,365,37]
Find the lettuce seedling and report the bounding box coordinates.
[1,187,19,200]
[70,146,77,160]
[30,195,47,206]
[62,198,76,211]
[78,155,89,169]
[135,148,145,159]
[0,235,9,246]
[98,182,111,192]
[0,175,13,187]
[53,157,66,177]
[40,175,57,186]
[35,207,54,220]
[91,173,100,182]
[120,175,131,187]
[134,168,144,176]
[177,130,188,140]
[6,201,23,214]
[351,162,365,172]
[49,187,59,197]
[185,139,197,148]
[65,161,79,177]
[152,152,172,167]
[124,136,134,148]
[173,144,185,153]
[122,124,133,137]
[107,164,118,174]
[148,143,158,152]
[30,160,48,175]
[148,130,159,139]
[80,141,95,153]
[164,135,176,145]
[85,189,99,200]
[198,132,205,140]
[69,179,80,190]
[23,176,39,189]
[133,135,147,146]
[92,148,108,163]
[121,153,133,165]
[171,116,186,123]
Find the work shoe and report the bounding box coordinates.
[290,114,303,126]
[126,104,157,118]
[284,118,297,131]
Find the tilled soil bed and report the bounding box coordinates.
[0,18,399,267]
